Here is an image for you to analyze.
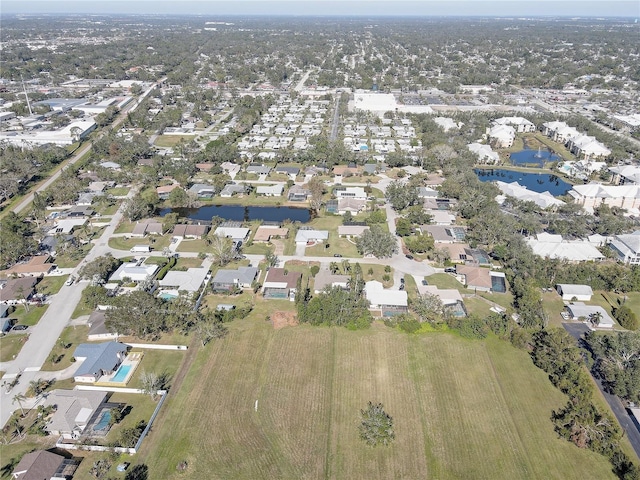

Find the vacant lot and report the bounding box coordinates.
[140,320,616,479]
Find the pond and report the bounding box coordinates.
[474,168,573,196]
[159,204,311,223]
[510,148,559,167]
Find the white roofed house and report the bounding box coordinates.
[564,303,615,329]
[568,135,611,160]
[556,284,594,302]
[493,116,535,133]
[159,267,210,296]
[295,229,329,245]
[495,181,565,210]
[338,225,370,238]
[468,142,499,164]
[526,233,605,262]
[609,165,640,186]
[567,183,640,213]
[214,226,250,243]
[109,262,159,283]
[609,231,640,265]
[364,281,408,315]
[256,184,284,197]
[488,124,515,148]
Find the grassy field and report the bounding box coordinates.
[40,326,89,371]
[11,305,48,327]
[0,334,28,362]
[154,135,186,147]
[138,320,617,479]
[108,235,171,252]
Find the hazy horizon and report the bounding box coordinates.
[2,1,638,18]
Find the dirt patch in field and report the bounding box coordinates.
[271,310,298,329]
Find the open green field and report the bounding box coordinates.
[0,334,28,362]
[139,320,616,479]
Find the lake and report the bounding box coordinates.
[474,168,573,196]
[510,149,559,167]
[159,204,311,223]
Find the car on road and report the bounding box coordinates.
[421,280,428,286]
[65,276,75,286]
[12,324,28,331]
[405,254,414,260]
[399,284,405,290]
[400,277,405,284]
[333,253,342,257]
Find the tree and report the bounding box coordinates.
[124,464,149,480]
[306,177,325,213]
[195,320,228,346]
[385,180,419,211]
[105,290,166,339]
[209,233,236,267]
[79,254,121,282]
[358,402,395,447]
[90,459,112,479]
[404,234,434,254]
[11,394,26,416]
[613,305,639,331]
[139,371,164,399]
[395,217,413,236]
[411,293,444,325]
[356,225,398,258]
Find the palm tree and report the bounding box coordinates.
[589,311,602,328]
[12,393,26,417]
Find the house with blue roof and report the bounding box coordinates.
[73,341,128,383]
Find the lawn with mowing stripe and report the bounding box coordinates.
[139,319,616,480]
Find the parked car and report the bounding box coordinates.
[399,284,405,291]
[65,276,75,286]
[333,253,342,257]
[421,280,429,286]
[12,324,28,331]
[444,267,456,273]
[400,277,405,284]
[405,254,414,260]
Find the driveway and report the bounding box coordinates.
[562,322,640,459]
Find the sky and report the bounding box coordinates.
[2,1,639,17]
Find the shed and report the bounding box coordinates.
[556,284,594,302]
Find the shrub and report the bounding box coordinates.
[613,305,638,330]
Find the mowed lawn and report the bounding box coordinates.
[140,321,616,480]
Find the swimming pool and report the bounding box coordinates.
[111,364,132,383]
[94,410,111,431]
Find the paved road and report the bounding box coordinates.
[0,188,137,427]
[329,95,341,142]
[562,322,640,460]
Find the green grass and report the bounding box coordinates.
[36,275,68,296]
[426,273,468,291]
[127,350,186,389]
[176,239,208,253]
[11,305,48,327]
[106,187,129,196]
[115,221,136,234]
[362,264,394,288]
[139,320,617,479]
[108,235,171,252]
[40,326,89,371]
[154,135,186,147]
[0,334,28,362]
[243,242,275,256]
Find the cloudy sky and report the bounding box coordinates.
[2,1,638,17]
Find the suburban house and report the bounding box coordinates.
[495,181,565,210]
[211,266,258,291]
[156,183,181,200]
[220,184,248,198]
[246,164,272,176]
[609,231,640,265]
[556,284,594,301]
[275,166,300,176]
[493,116,535,132]
[338,225,370,238]
[334,186,367,200]
[428,210,457,226]
[295,229,329,245]
[109,262,159,283]
[421,225,465,243]
[567,135,611,159]
[418,284,466,317]
[287,185,310,202]
[48,219,87,236]
[262,268,302,300]
[172,224,209,239]
[131,221,163,237]
[188,183,216,198]
[364,281,408,315]
[455,266,507,293]
[43,389,107,439]
[609,165,640,186]
[159,267,210,294]
[543,121,581,143]
[87,310,117,341]
[0,277,38,304]
[1,255,56,278]
[214,226,250,243]
[564,303,615,329]
[313,269,350,294]
[253,226,289,242]
[11,449,78,480]
[256,184,284,197]
[73,341,129,383]
[337,197,367,214]
[66,205,94,218]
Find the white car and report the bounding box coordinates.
[65,277,75,286]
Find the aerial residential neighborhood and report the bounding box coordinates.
[0,3,639,480]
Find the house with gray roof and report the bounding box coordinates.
[87,310,117,341]
[556,284,594,301]
[247,164,272,175]
[212,266,258,291]
[73,341,128,382]
[609,231,640,265]
[43,389,107,439]
[188,183,216,198]
[12,449,78,480]
[220,184,248,198]
[275,166,300,176]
